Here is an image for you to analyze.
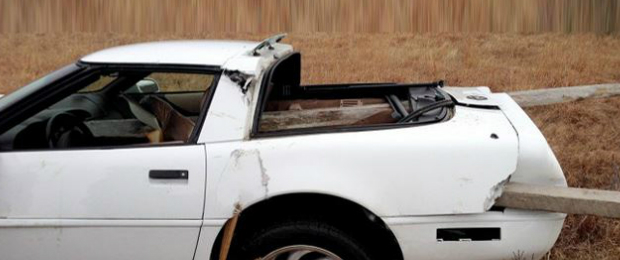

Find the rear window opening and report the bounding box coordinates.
[253,52,454,135]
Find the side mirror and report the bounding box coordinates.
[125,78,160,94]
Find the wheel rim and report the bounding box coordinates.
[262,245,343,260]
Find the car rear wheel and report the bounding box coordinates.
[233,220,374,260]
[262,245,342,260]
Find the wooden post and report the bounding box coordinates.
[219,204,242,260]
[507,83,620,107]
[495,183,620,218]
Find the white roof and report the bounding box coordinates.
[80,40,260,66]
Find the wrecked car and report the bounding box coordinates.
[0,35,567,260]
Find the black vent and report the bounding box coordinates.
[436,228,501,242]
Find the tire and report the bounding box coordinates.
[232,219,374,260]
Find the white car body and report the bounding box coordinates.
[0,38,567,260]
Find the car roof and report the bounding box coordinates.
[80,40,260,66]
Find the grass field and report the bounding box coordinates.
[1,32,620,259]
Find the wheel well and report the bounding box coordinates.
[210,193,404,260]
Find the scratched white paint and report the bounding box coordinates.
[198,43,293,144]
[199,75,253,143]
[203,105,520,218]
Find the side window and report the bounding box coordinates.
[0,68,218,151]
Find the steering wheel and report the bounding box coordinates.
[45,112,93,148]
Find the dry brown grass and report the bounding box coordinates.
[528,98,620,259]
[1,32,620,259]
[3,33,620,93]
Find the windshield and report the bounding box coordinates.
[0,63,82,111]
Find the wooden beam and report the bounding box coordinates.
[260,104,396,132]
[495,183,620,218]
[508,83,620,107]
[218,204,242,260]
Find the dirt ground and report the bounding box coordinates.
[1,32,620,259]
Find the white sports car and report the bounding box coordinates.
[0,35,567,260]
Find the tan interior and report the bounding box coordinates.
[143,96,196,142]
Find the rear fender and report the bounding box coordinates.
[203,105,518,219]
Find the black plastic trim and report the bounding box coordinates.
[77,61,221,73]
[250,52,301,136]
[149,170,189,179]
[452,102,500,110]
[436,228,501,242]
[268,82,446,101]
[252,119,452,139]
[188,72,221,143]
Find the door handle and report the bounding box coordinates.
[149,170,189,179]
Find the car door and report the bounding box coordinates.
[0,144,206,260]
